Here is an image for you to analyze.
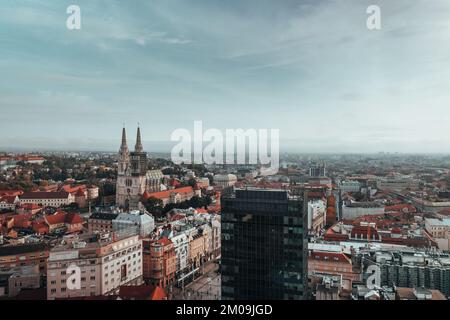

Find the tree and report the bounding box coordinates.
[187,178,197,188]
[144,197,164,216]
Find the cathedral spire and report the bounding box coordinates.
[135,126,143,152]
[119,126,129,155]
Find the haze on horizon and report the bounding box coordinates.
[1,0,450,154]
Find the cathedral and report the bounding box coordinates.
[115,127,163,211]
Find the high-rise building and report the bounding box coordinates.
[221,188,308,300]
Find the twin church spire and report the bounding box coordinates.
[119,126,144,155]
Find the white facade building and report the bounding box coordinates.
[47,235,143,299]
[342,202,385,219]
[213,174,237,188]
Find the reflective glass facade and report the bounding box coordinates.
[221,189,308,300]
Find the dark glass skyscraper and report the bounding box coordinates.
[221,188,308,300]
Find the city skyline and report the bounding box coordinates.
[1,0,450,153]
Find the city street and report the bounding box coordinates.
[172,262,221,300]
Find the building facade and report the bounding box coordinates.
[47,234,143,299]
[221,188,308,300]
[20,191,74,208]
[116,127,148,211]
[0,243,49,275]
[142,238,176,288]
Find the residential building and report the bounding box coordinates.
[20,191,74,208]
[342,202,385,219]
[424,218,450,251]
[46,234,143,299]
[142,238,176,288]
[0,243,49,274]
[143,186,195,206]
[0,265,40,298]
[307,199,326,234]
[88,212,119,234]
[357,248,450,297]
[395,287,447,300]
[0,195,19,211]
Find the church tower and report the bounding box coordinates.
[116,126,148,211]
[130,126,147,177]
[118,127,130,175]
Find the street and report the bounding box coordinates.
[171,261,221,300]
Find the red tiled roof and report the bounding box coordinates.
[0,195,17,204]
[391,227,402,234]
[385,204,416,213]
[307,191,325,199]
[118,285,167,300]
[20,203,42,210]
[21,191,70,200]
[45,212,66,225]
[12,214,33,228]
[65,212,83,224]
[45,212,83,225]
[323,233,349,241]
[156,237,172,246]
[150,286,167,300]
[75,189,85,197]
[0,190,23,197]
[61,185,86,194]
[143,186,194,200]
[170,214,186,222]
[310,250,352,263]
[350,225,380,240]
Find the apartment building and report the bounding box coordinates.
[142,238,176,288]
[0,243,49,274]
[20,191,74,208]
[46,234,143,300]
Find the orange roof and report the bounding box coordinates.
[12,214,33,228]
[65,212,83,224]
[0,190,23,197]
[143,186,194,200]
[150,286,167,300]
[61,185,86,194]
[20,203,42,210]
[142,191,152,199]
[45,212,66,225]
[156,237,172,246]
[0,195,18,204]
[310,251,352,264]
[118,285,167,300]
[44,212,82,225]
[75,189,85,197]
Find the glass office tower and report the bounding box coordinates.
[221,188,308,300]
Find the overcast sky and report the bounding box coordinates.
[1,0,450,153]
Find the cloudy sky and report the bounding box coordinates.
[1,0,450,153]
